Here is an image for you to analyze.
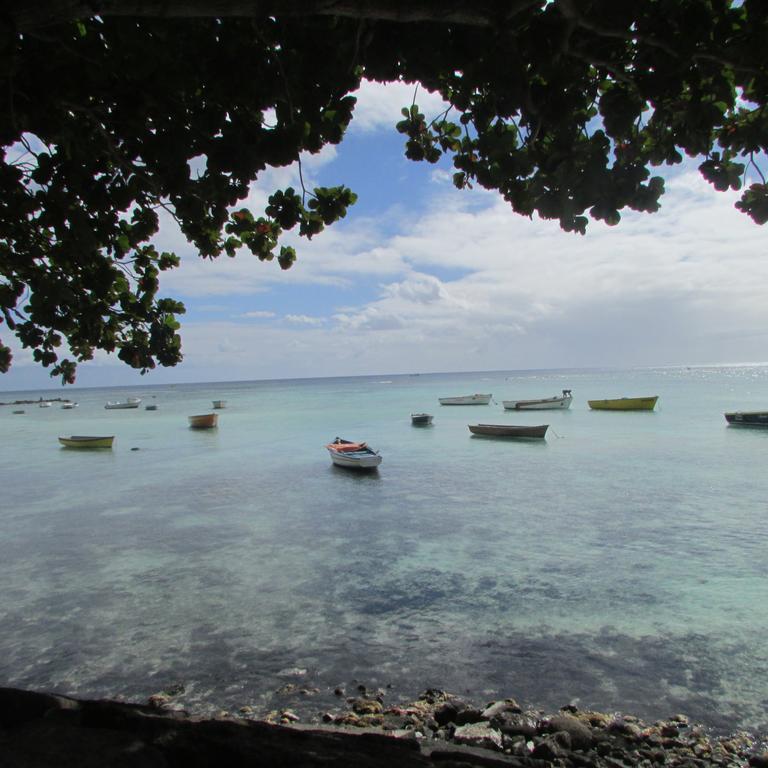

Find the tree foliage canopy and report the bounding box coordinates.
[1,0,767,382]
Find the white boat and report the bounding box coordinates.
[39,401,51,408]
[326,438,382,469]
[212,400,227,409]
[438,393,492,405]
[105,397,141,409]
[61,402,78,409]
[503,389,572,411]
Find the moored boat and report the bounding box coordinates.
[105,398,141,409]
[503,389,572,411]
[411,413,433,425]
[145,404,158,411]
[58,435,114,449]
[724,411,768,427]
[61,402,78,409]
[439,393,492,405]
[468,423,548,439]
[212,400,227,409]
[326,437,382,469]
[39,401,51,408]
[588,396,658,411]
[188,413,218,429]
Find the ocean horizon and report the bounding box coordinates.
[2,364,767,736]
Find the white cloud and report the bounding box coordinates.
[349,79,450,134]
[285,314,326,325]
[241,310,276,319]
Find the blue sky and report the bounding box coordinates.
[2,80,768,391]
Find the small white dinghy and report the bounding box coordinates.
[438,393,491,405]
[503,389,572,411]
[105,397,141,409]
[326,437,382,469]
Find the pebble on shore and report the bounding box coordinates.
[255,686,760,767]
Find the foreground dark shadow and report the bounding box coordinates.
[0,687,518,767]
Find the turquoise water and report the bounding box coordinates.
[1,365,768,733]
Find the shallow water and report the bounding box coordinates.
[1,365,767,733]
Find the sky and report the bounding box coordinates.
[2,80,768,392]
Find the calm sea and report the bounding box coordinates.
[1,365,767,734]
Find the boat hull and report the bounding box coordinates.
[588,396,658,411]
[411,413,433,425]
[212,400,227,409]
[469,424,548,439]
[439,394,492,405]
[105,402,140,409]
[328,451,382,469]
[59,435,114,449]
[188,413,218,428]
[725,411,768,427]
[326,438,382,469]
[503,396,572,410]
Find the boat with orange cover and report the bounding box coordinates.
[325,437,382,469]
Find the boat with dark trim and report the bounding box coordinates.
[468,424,548,439]
[503,389,572,410]
[724,411,768,427]
[411,413,433,425]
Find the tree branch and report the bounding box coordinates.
[10,0,542,32]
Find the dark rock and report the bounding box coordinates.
[453,722,504,751]
[433,699,468,726]
[609,719,642,740]
[455,707,485,726]
[482,699,522,721]
[496,713,539,739]
[570,752,598,768]
[419,689,449,705]
[351,699,383,716]
[543,715,593,751]
[2,719,167,768]
[749,756,768,768]
[597,741,614,757]
[533,736,567,761]
[604,757,633,768]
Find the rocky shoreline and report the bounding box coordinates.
[3,685,765,767]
